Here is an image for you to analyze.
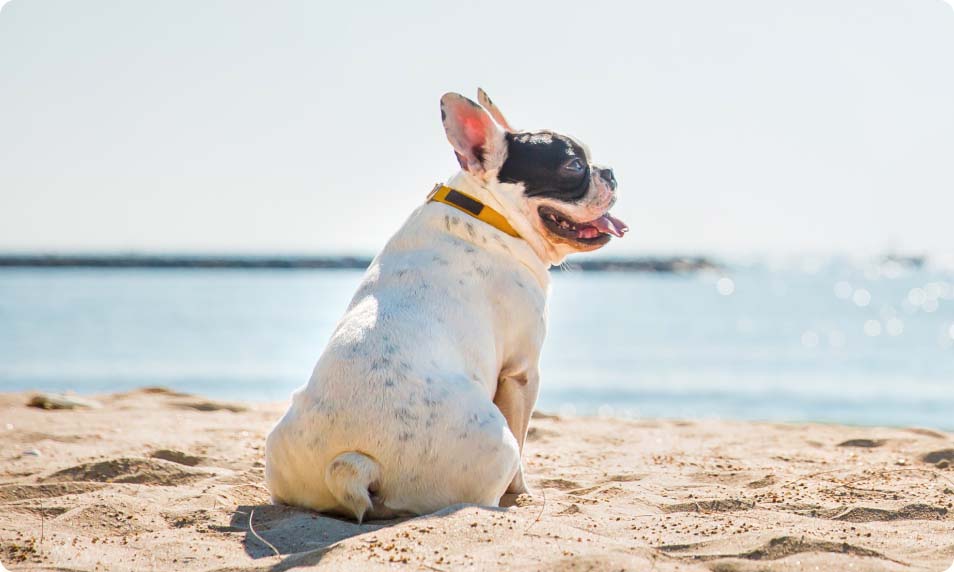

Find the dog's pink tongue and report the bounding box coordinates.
[591,213,629,238]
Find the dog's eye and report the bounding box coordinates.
[563,158,586,174]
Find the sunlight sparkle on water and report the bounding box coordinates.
[828,330,846,348]
[716,277,735,296]
[834,281,853,299]
[925,282,945,299]
[864,319,882,337]
[852,289,872,307]
[908,287,927,306]
[879,306,898,321]
[800,331,820,348]
[885,318,904,337]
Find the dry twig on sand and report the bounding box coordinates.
[247,509,279,557]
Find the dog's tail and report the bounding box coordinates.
[324,452,380,523]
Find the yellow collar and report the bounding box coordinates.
[427,184,521,239]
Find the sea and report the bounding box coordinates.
[1,258,953,430]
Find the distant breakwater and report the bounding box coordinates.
[0,254,719,273]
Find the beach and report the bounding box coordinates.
[1,388,952,572]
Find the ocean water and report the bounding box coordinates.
[1,260,953,430]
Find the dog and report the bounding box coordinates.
[265,89,627,521]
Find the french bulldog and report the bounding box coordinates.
[265,89,627,521]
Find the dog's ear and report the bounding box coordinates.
[440,92,505,174]
[477,88,515,132]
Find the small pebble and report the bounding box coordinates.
[937,460,951,469]
[22,448,42,457]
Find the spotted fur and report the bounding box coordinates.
[265,90,621,520]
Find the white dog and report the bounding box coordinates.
[265,89,627,521]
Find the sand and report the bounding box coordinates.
[1,388,952,572]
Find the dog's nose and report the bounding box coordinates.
[598,168,617,190]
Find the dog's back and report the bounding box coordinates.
[265,203,543,519]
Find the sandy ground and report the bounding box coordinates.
[0,388,952,572]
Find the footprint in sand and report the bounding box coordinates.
[556,504,582,516]
[3,505,69,520]
[603,473,644,483]
[661,498,755,514]
[564,484,627,505]
[660,535,899,564]
[149,449,204,467]
[746,474,777,488]
[41,457,210,485]
[905,427,949,439]
[171,399,247,413]
[825,504,949,522]
[922,449,954,464]
[0,482,104,503]
[536,478,581,491]
[837,438,886,448]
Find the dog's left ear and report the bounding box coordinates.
[440,92,505,175]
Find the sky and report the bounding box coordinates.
[1,0,953,257]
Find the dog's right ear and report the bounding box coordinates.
[477,88,515,132]
[440,93,505,175]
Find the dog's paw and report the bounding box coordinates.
[499,492,535,508]
[513,493,534,507]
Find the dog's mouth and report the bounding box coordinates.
[537,205,629,245]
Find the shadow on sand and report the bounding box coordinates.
[229,498,516,571]
[229,503,398,569]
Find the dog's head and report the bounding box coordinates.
[440,89,628,265]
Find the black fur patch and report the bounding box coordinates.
[498,131,590,203]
